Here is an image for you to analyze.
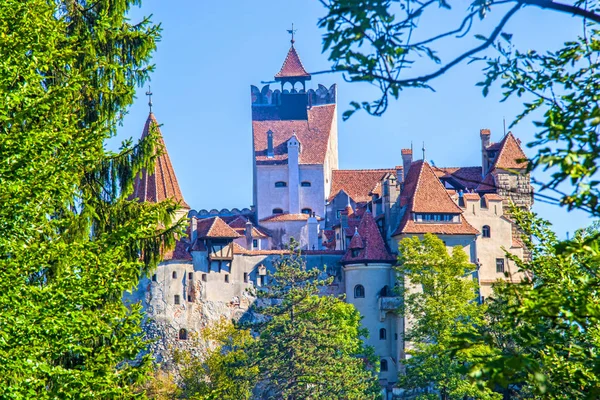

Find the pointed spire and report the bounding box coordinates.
[274,45,311,80]
[131,113,189,209]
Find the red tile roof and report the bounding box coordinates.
[476,172,496,192]
[342,210,395,264]
[432,166,484,190]
[462,193,481,201]
[227,216,269,238]
[493,132,528,170]
[162,239,192,261]
[329,169,395,202]
[195,217,241,238]
[131,113,189,209]
[253,104,336,165]
[393,161,478,236]
[260,213,322,223]
[407,161,464,214]
[274,45,311,79]
[397,219,479,235]
[484,193,504,201]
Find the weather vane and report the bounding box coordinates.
[146,86,153,114]
[287,23,297,44]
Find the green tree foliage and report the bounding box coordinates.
[396,234,499,399]
[245,243,381,400]
[458,210,600,398]
[0,0,179,397]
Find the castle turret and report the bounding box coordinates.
[131,112,189,220]
[342,210,397,383]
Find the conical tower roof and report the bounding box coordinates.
[342,210,395,264]
[131,113,189,209]
[274,45,311,80]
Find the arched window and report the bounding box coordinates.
[272,208,283,214]
[301,208,312,215]
[275,181,287,188]
[179,328,188,340]
[354,284,365,298]
[482,225,491,238]
[380,285,390,297]
[380,359,388,372]
[379,328,387,340]
[172,271,177,279]
[301,181,311,187]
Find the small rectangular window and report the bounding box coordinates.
[174,295,180,305]
[260,276,265,286]
[252,239,258,248]
[202,274,207,282]
[496,258,505,273]
[188,295,192,302]
[152,274,157,282]
[224,274,229,283]
[188,272,193,280]
[243,272,248,283]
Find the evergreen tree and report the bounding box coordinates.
[246,242,381,400]
[396,234,500,399]
[0,0,178,397]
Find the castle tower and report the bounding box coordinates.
[251,37,339,249]
[131,112,190,220]
[341,210,398,385]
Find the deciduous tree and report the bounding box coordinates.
[396,234,499,399]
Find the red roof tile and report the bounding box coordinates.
[493,132,528,170]
[162,239,192,261]
[260,213,322,223]
[329,169,395,202]
[131,113,189,209]
[227,216,270,238]
[462,193,481,201]
[407,161,464,214]
[484,193,504,201]
[397,219,479,235]
[253,104,336,165]
[195,217,241,238]
[432,166,484,190]
[342,210,395,264]
[274,45,311,79]
[476,172,496,192]
[393,161,478,236]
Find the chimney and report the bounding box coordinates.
[287,134,300,214]
[307,213,319,251]
[480,129,491,176]
[395,165,403,184]
[267,130,274,158]
[401,149,413,181]
[245,220,253,250]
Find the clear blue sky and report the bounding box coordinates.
[117,0,593,238]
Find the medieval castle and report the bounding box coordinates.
[125,38,533,393]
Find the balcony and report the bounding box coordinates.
[378,296,401,321]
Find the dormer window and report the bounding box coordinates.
[272,208,283,214]
[275,181,287,188]
[301,181,311,187]
[301,208,312,215]
[414,213,456,223]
